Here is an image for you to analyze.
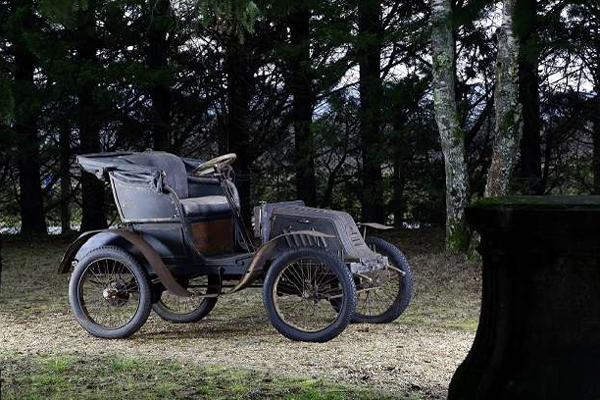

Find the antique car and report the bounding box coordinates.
[58,151,413,342]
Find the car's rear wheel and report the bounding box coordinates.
[152,275,219,323]
[69,246,152,339]
[263,248,356,342]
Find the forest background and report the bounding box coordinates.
[1,0,599,254]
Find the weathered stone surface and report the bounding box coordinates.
[448,196,600,400]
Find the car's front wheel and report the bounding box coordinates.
[352,237,413,323]
[263,248,356,342]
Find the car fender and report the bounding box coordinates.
[226,230,334,294]
[58,229,192,298]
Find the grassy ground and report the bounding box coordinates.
[0,229,481,399]
[1,353,419,400]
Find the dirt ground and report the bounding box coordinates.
[0,229,481,399]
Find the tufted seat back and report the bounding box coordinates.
[126,152,189,199]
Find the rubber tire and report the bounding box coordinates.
[69,246,152,339]
[263,248,357,343]
[352,237,413,323]
[152,276,219,323]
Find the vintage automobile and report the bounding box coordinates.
[58,151,413,342]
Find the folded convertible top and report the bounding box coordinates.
[77,152,204,194]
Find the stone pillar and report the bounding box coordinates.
[448,196,600,400]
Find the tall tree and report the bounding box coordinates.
[288,1,317,207]
[592,38,600,195]
[148,0,172,152]
[431,0,470,253]
[516,0,542,194]
[0,205,3,291]
[77,1,107,231]
[593,95,600,195]
[225,35,253,224]
[484,0,523,197]
[12,1,47,235]
[585,4,600,194]
[59,120,72,234]
[358,0,385,223]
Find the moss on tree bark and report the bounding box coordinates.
[431,0,470,254]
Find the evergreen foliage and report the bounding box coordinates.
[0,0,597,253]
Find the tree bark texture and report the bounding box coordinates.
[592,87,600,194]
[516,0,542,194]
[593,107,600,195]
[77,2,107,231]
[289,5,317,207]
[391,118,408,227]
[431,0,470,253]
[358,0,385,223]
[148,0,172,152]
[485,0,523,198]
[392,149,407,227]
[14,5,47,236]
[226,37,253,225]
[591,25,600,195]
[0,210,3,288]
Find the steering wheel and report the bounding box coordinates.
[192,153,237,177]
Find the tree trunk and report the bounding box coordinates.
[226,37,253,225]
[14,13,47,236]
[593,106,600,194]
[392,152,407,228]
[516,0,542,194]
[60,121,72,234]
[591,26,600,195]
[77,3,107,231]
[431,0,470,253]
[484,0,523,197]
[592,84,600,194]
[0,210,3,288]
[358,0,385,223]
[289,5,317,207]
[148,0,171,152]
[391,119,407,228]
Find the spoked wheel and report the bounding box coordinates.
[152,275,219,323]
[263,248,356,342]
[352,237,413,323]
[69,246,152,339]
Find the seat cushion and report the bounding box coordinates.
[180,196,232,220]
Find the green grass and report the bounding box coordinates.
[0,353,421,400]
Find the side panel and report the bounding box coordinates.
[132,222,188,264]
[190,218,233,255]
[270,213,343,255]
[111,175,179,222]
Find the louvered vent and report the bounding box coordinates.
[283,231,327,248]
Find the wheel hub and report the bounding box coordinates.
[103,281,130,306]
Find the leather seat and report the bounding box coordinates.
[180,196,232,220]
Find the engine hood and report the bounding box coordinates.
[264,204,387,271]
